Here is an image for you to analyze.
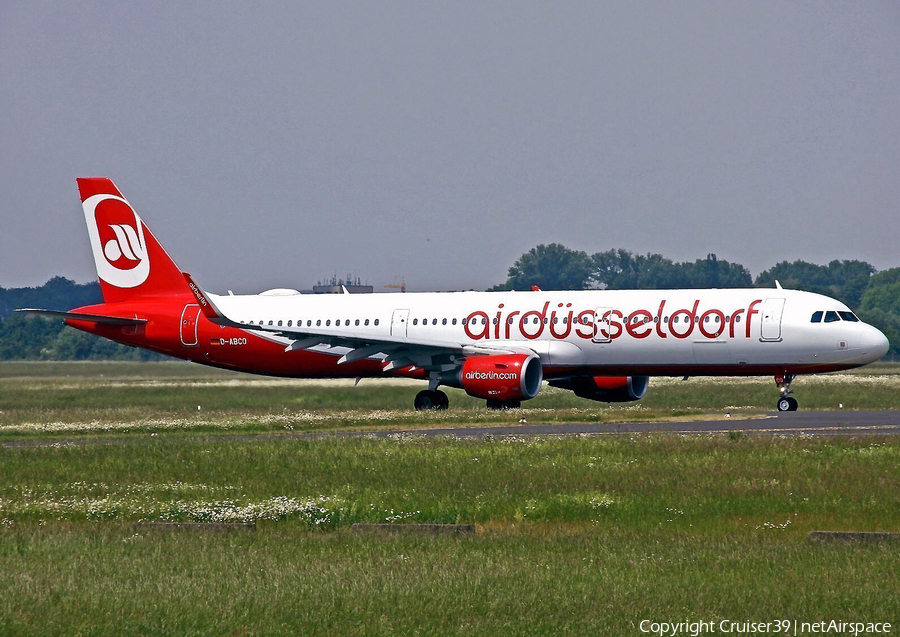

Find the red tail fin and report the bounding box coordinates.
[78,178,191,303]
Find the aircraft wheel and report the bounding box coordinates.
[415,390,448,411]
[415,390,436,411]
[777,397,799,412]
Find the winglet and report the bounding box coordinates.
[183,273,232,325]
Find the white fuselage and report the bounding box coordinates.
[212,287,888,376]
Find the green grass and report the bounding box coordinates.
[0,362,898,633]
[2,361,900,441]
[1,435,898,633]
[2,435,897,529]
[2,525,896,635]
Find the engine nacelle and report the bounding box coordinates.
[549,375,650,403]
[457,354,543,402]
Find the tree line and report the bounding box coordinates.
[0,277,163,361]
[1,248,899,359]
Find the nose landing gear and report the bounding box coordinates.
[775,374,798,412]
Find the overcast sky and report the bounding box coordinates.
[2,2,899,293]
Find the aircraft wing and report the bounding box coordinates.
[183,273,530,371]
[14,309,147,326]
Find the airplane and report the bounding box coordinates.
[18,178,890,413]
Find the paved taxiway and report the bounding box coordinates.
[3,411,899,448]
[320,410,900,439]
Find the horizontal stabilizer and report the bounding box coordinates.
[14,309,147,326]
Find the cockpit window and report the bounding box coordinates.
[839,311,859,322]
[824,311,840,323]
[810,311,823,323]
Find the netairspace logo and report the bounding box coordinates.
[639,620,893,636]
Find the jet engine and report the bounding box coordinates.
[549,375,650,403]
[455,353,543,402]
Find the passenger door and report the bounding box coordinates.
[180,304,201,346]
[391,309,410,338]
[760,298,785,342]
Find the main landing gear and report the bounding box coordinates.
[414,389,449,411]
[775,373,798,412]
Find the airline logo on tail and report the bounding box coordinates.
[83,194,150,288]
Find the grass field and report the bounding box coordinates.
[2,361,900,440]
[0,362,898,633]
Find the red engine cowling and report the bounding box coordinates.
[549,375,649,403]
[458,354,543,402]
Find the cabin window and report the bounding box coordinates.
[413,319,418,326]
[462,318,468,325]
[452,318,457,325]
[442,318,447,325]
[492,317,498,325]
[482,318,487,325]
[278,320,283,326]
[824,311,840,323]
[365,319,370,326]
[839,312,859,322]
[288,320,293,327]
[374,319,380,326]
[724,316,730,323]
[735,316,741,323]
[355,319,360,326]
[268,320,273,326]
[810,311,823,323]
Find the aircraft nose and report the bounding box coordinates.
[862,325,890,362]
